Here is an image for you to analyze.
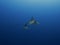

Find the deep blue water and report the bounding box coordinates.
[0,0,60,45]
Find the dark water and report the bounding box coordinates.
[0,0,60,45]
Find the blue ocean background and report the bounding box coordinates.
[0,0,60,45]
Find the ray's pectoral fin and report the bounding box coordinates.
[33,20,40,24]
[36,21,40,24]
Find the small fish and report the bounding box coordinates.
[24,23,29,29]
[24,16,40,29]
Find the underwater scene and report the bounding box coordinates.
[0,0,60,45]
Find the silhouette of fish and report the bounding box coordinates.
[24,16,40,29]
